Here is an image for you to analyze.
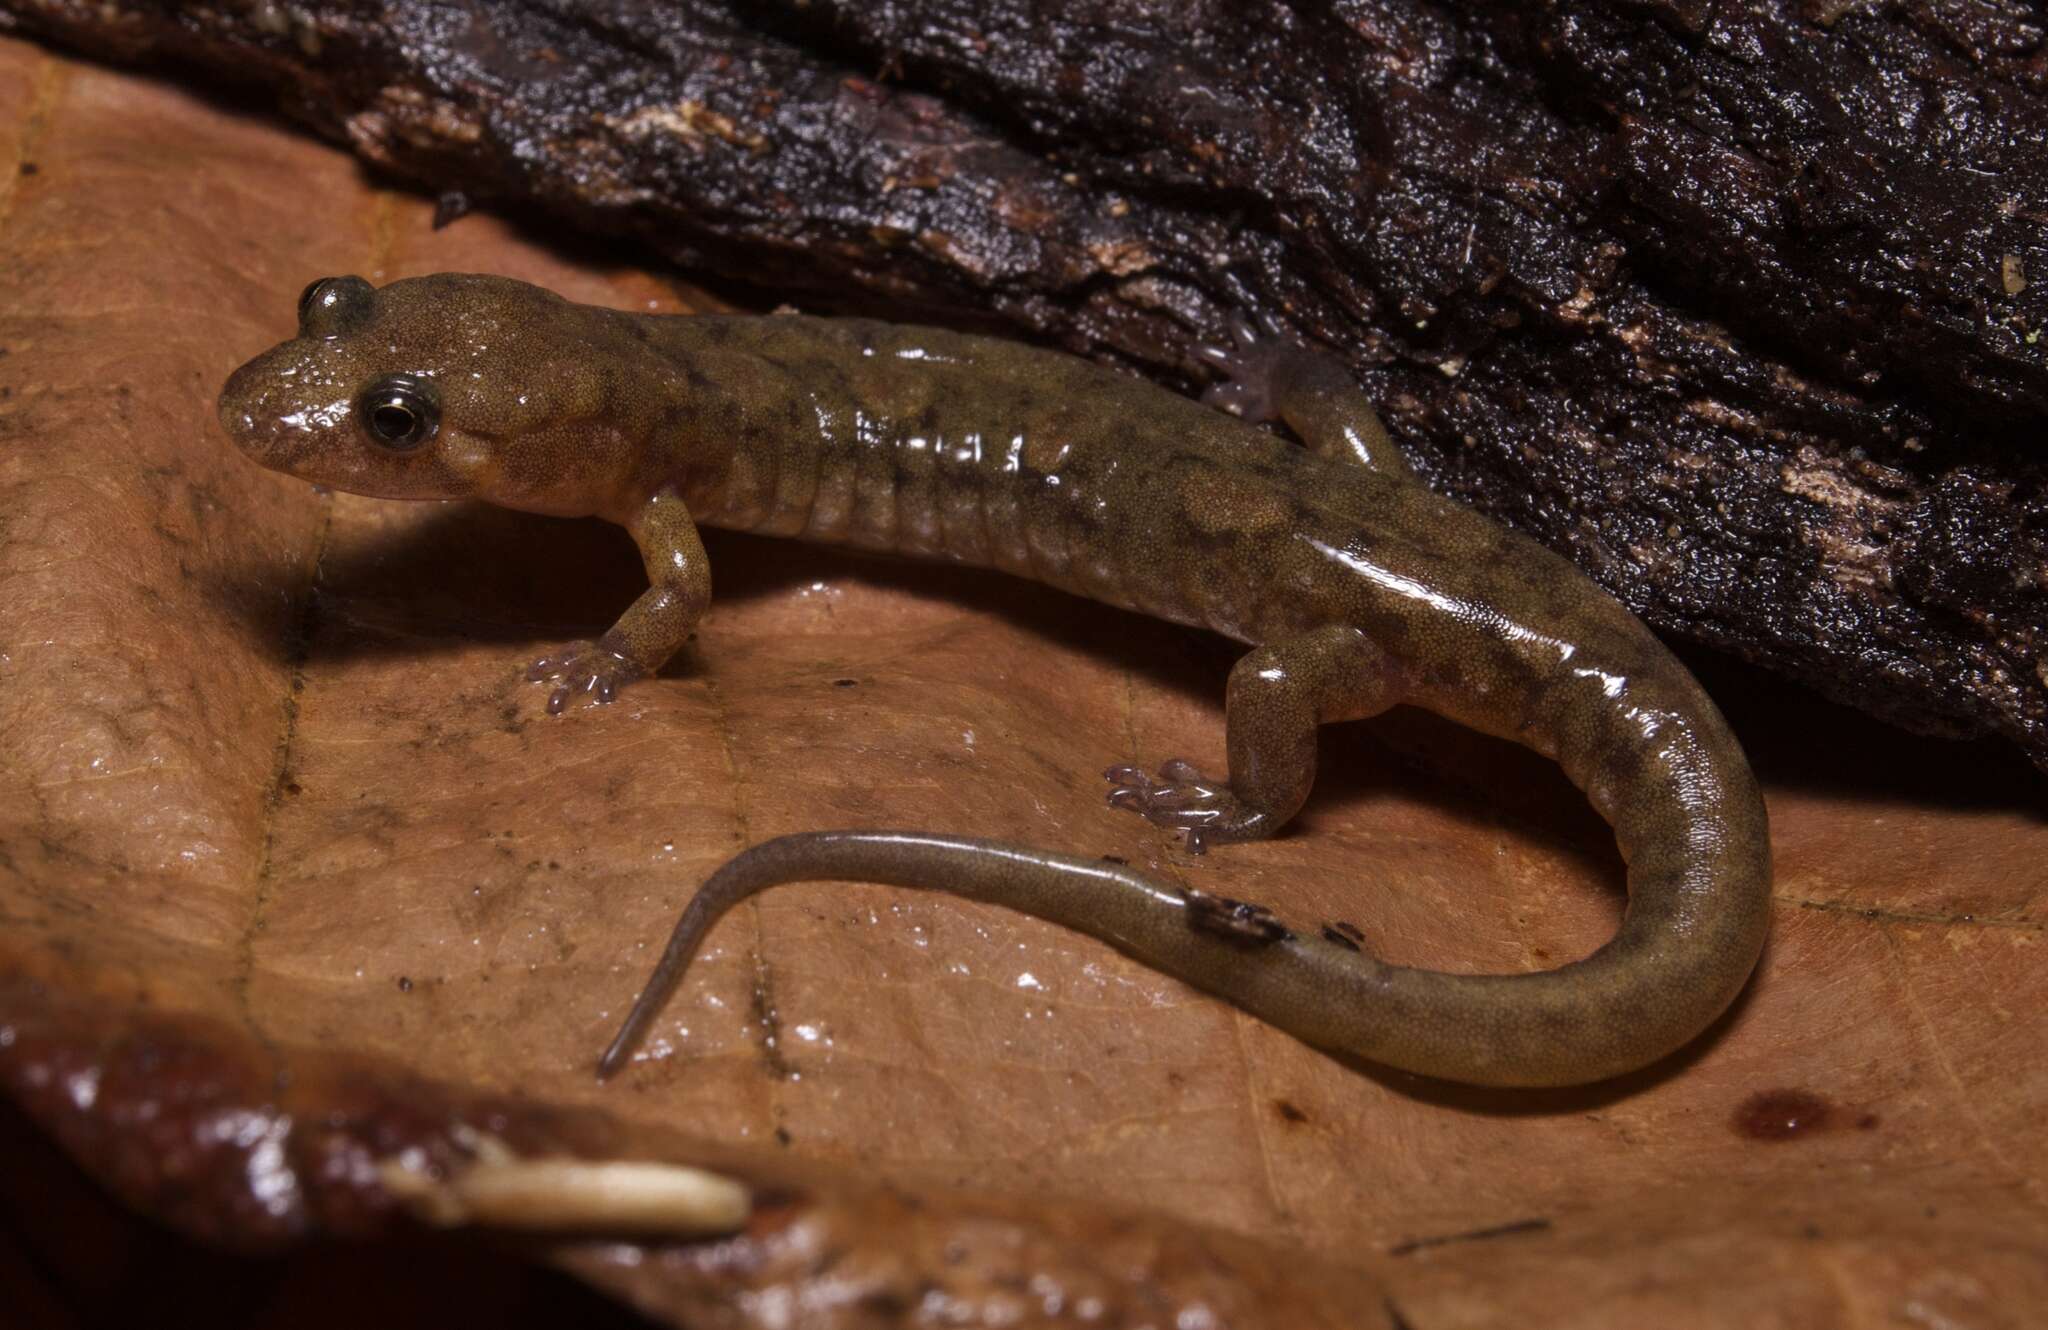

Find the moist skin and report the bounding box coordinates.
[220,274,1771,1088]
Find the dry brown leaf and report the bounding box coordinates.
[2,37,2045,1328]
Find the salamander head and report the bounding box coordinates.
[218,273,670,517]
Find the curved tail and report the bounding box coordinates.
[599,782,1770,1087]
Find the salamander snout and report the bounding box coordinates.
[216,350,334,474]
[217,344,478,500]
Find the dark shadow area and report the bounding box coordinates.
[238,502,1229,716]
[1327,706,1623,890]
[1678,644,2048,817]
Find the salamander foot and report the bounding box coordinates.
[527,640,643,714]
[1194,313,1293,426]
[1104,759,1273,854]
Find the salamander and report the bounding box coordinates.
[218,273,1772,1088]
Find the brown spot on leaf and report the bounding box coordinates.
[1733,1090,1834,1141]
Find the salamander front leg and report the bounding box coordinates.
[1107,624,1398,853]
[1195,316,1413,480]
[529,488,711,713]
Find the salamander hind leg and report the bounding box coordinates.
[1195,316,1412,479]
[1106,624,1400,853]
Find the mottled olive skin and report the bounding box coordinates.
[220,273,1771,1088]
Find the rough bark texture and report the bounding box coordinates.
[3,0,2046,768]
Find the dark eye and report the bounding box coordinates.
[297,275,375,338]
[355,373,440,451]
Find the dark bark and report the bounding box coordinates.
[7,0,2046,766]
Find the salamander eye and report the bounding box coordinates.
[355,373,440,451]
[298,275,375,338]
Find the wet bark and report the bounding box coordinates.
[6,0,2046,764]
